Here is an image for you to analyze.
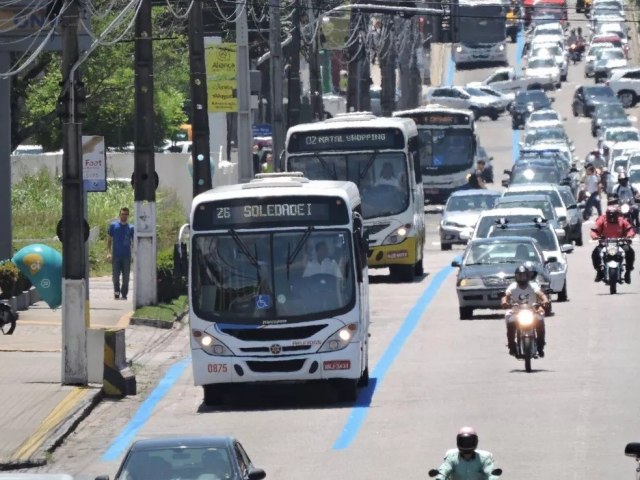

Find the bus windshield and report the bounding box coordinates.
[459,11,505,43]
[418,129,475,171]
[288,152,409,219]
[191,229,355,324]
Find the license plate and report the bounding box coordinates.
[323,360,351,370]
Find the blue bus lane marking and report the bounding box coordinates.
[333,266,455,450]
[512,29,524,163]
[102,358,191,462]
[446,49,455,87]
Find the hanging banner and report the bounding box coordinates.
[205,42,238,113]
[82,135,107,192]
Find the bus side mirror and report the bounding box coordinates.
[174,242,188,277]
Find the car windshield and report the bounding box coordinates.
[588,44,614,56]
[530,111,559,122]
[475,215,540,237]
[628,155,640,166]
[511,168,560,184]
[446,194,498,212]
[489,227,558,251]
[417,128,475,170]
[606,130,640,142]
[465,87,490,96]
[524,129,565,144]
[585,87,615,98]
[557,188,575,207]
[597,105,626,118]
[532,47,561,57]
[191,230,355,324]
[629,170,640,183]
[516,91,550,105]
[118,446,234,480]
[528,58,555,68]
[505,188,563,207]
[464,241,539,265]
[288,152,409,219]
[613,159,627,170]
[495,199,555,220]
[598,49,625,60]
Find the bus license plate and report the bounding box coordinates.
[323,360,351,370]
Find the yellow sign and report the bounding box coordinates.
[205,42,238,112]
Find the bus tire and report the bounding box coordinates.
[334,379,358,402]
[358,365,369,387]
[441,243,452,251]
[414,256,424,276]
[390,264,415,282]
[203,384,225,406]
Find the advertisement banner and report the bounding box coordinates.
[82,135,107,192]
[205,42,238,112]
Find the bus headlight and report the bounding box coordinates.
[382,224,412,245]
[498,44,505,51]
[456,46,463,53]
[193,330,234,356]
[319,323,358,352]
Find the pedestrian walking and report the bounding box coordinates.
[106,207,134,300]
[583,164,602,220]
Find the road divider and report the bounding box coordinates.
[333,265,455,450]
[103,328,137,398]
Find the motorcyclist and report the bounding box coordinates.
[567,28,578,46]
[611,172,640,226]
[584,150,606,170]
[590,204,636,284]
[501,264,549,358]
[576,27,585,50]
[433,427,500,480]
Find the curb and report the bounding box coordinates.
[129,309,188,329]
[0,387,102,470]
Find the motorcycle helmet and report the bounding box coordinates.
[606,205,620,223]
[457,426,478,454]
[618,172,629,186]
[514,264,530,288]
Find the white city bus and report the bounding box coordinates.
[285,114,425,282]
[453,0,508,66]
[394,105,480,204]
[185,174,370,405]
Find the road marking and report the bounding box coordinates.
[332,265,455,450]
[101,358,190,461]
[12,387,91,461]
[512,30,523,162]
[446,49,454,86]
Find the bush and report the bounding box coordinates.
[157,248,187,304]
[0,260,19,299]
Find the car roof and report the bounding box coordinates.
[497,193,552,202]
[478,207,544,217]
[468,235,540,244]
[130,436,234,451]
[449,189,502,198]
[506,183,559,192]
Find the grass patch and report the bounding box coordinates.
[132,295,188,322]
[11,169,187,276]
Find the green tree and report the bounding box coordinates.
[17,7,189,151]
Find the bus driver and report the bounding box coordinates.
[303,241,342,278]
[376,162,401,187]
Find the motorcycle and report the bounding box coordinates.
[569,43,582,63]
[619,198,640,229]
[598,238,627,294]
[0,302,16,335]
[625,442,640,480]
[428,467,503,478]
[510,302,543,372]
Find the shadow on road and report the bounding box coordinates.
[369,272,429,285]
[462,313,504,321]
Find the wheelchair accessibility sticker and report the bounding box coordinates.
[256,294,272,310]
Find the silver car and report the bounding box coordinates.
[440,190,502,250]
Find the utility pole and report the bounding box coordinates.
[133,0,157,308]
[398,17,420,110]
[346,5,370,112]
[269,0,285,162]
[380,16,397,117]
[59,0,87,385]
[189,0,212,194]
[287,0,301,128]
[306,0,324,121]
[237,0,253,182]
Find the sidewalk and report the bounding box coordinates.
[0,277,174,469]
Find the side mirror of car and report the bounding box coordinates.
[503,169,512,174]
[561,243,575,253]
[428,470,440,478]
[95,476,110,480]
[460,229,472,241]
[248,468,267,480]
[546,256,558,264]
[567,203,578,210]
[501,179,509,187]
[492,469,503,477]
[451,255,463,267]
[625,442,640,458]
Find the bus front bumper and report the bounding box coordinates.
[367,237,417,268]
[192,341,364,386]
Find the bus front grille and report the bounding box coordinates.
[220,324,327,341]
[364,223,391,237]
[240,345,312,353]
[246,360,305,373]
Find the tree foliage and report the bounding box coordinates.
[16,6,190,151]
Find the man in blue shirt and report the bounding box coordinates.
[107,207,134,300]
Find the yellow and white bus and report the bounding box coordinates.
[184,174,370,405]
[285,114,425,282]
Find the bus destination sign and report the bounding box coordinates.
[287,128,405,153]
[193,196,350,230]
[410,113,470,125]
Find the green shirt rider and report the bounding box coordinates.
[431,427,501,480]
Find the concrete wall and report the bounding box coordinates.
[11,153,239,214]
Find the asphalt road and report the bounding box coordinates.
[30,23,640,480]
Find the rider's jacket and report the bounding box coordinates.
[435,449,500,480]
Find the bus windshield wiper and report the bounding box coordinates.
[359,150,379,180]
[287,227,314,276]
[228,229,259,268]
[314,154,338,180]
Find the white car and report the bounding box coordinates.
[524,57,561,89]
[584,42,615,77]
[524,109,563,130]
[628,165,640,192]
[599,126,640,152]
[528,43,568,81]
[531,22,564,38]
[593,47,628,82]
[468,84,515,111]
[467,207,546,241]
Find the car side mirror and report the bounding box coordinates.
[567,203,577,210]
[561,244,575,253]
[546,256,558,263]
[503,169,511,174]
[501,179,509,187]
[459,229,471,241]
[625,442,640,458]
[492,469,503,477]
[428,470,440,478]
[248,468,267,480]
[451,256,462,267]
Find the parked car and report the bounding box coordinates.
[95,436,266,480]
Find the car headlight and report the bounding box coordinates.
[456,46,462,52]
[193,330,234,356]
[458,277,483,287]
[382,224,412,245]
[319,323,357,352]
[517,310,535,326]
[547,261,565,272]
